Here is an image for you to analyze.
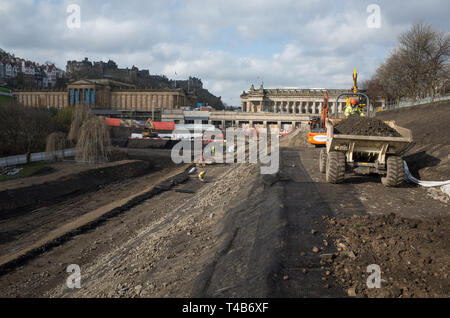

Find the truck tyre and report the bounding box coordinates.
[381,156,404,187]
[326,151,345,183]
[319,148,327,173]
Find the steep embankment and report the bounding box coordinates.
[375,101,450,181]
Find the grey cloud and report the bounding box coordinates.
[0,0,448,106]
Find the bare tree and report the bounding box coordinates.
[371,23,449,103]
[0,102,54,161]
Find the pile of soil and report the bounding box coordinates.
[334,117,401,137]
[127,139,171,149]
[325,213,449,298]
[279,126,312,148]
[109,126,141,139]
[375,101,450,145]
[375,101,450,181]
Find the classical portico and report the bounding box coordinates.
[13,78,197,111]
[241,84,386,115]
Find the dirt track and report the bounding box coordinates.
[0,103,449,298]
[0,140,448,297]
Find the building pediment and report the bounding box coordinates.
[68,78,136,88]
[68,79,99,86]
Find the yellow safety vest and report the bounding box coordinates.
[344,105,364,118]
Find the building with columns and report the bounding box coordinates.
[13,79,197,114]
[241,84,386,115]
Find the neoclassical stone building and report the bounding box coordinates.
[240,84,385,115]
[13,79,197,111]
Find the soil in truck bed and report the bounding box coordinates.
[334,117,401,137]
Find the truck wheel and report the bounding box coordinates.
[381,156,404,187]
[326,151,345,183]
[319,148,327,173]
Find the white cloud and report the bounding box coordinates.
[0,0,448,106]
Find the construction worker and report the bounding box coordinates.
[344,98,365,118]
[198,169,206,182]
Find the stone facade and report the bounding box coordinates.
[240,85,386,115]
[15,90,68,108]
[13,78,197,111]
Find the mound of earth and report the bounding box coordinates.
[375,101,450,145]
[376,101,450,181]
[326,213,450,298]
[334,117,401,137]
[279,126,312,148]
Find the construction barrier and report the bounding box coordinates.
[385,94,450,110]
[0,148,76,168]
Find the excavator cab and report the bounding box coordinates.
[308,117,322,131]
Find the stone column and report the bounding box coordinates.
[136,94,140,110]
[120,94,125,109]
[145,95,149,110]
[131,94,136,110]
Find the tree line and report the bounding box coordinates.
[363,23,449,104]
[0,101,73,158]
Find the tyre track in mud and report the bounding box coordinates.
[44,162,243,297]
[194,147,368,297]
[0,164,192,276]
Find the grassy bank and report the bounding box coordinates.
[0,162,50,182]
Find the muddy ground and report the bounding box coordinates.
[0,160,151,217]
[0,143,448,298]
[376,100,450,181]
[326,213,449,298]
[0,106,448,298]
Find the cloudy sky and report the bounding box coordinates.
[0,0,448,105]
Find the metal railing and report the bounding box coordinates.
[0,148,76,168]
[385,95,450,110]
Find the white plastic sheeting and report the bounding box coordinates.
[403,161,450,187]
[403,160,450,199]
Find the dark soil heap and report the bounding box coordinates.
[326,213,450,298]
[334,117,401,137]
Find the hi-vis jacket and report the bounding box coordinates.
[344,105,365,118]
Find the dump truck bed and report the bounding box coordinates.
[326,119,412,155]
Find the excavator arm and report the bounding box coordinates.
[321,92,329,129]
[144,118,154,129]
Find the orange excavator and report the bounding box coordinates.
[307,92,329,146]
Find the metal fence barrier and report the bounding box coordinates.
[0,148,76,168]
[385,95,450,110]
